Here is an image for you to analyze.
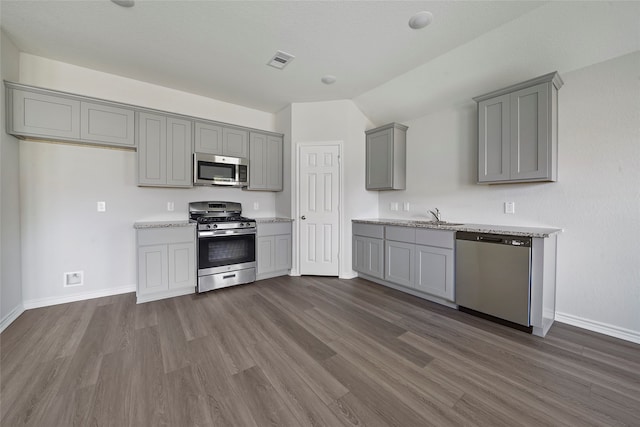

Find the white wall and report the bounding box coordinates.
[290,100,377,278]
[17,55,278,306]
[378,52,640,339]
[0,31,23,331]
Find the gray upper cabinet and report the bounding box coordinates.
[138,112,192,187]
[475,72,563,184]
[10,88,81,140]
[223,127,248,158]
[194,121,248,158]
[194,121,223,154]
[248,131,283,191]
[80,101,135,147]
[365,123,407,190]
[7,83,136,148]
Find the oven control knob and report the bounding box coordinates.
[212,224,218,229]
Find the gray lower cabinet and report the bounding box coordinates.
[137,112,192,187]
[352,223,384,279]
[365,123,408,190]
[256,222,292,280]
[194,120,248,158]
[7,84,136,148]
[475,72,563,184]
[248,132,283,191]
[355,224,455,303]
[385,240,415,287]
[136,226,196,303]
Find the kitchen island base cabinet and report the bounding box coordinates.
[256,222,292,280]
[136,226,196,303]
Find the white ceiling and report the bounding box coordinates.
[1,1,638,124]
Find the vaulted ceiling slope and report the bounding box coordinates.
[1,1,638,125]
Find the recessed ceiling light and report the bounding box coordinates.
[321,75,337,85]
[111,0,134,7]
[408,11,433,30]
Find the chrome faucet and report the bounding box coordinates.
[428,208,441,222]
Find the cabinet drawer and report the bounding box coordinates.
[352,223,384,239]
[415,229,454,249]
[257,222,291,237]
[385,226,415,243]
[137,226,195,246]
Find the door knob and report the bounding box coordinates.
[301,215,306,220]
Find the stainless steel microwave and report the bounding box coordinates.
[193,153,248,187]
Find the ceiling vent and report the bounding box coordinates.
[267,51,295,70]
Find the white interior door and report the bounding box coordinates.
[298,144,340,276]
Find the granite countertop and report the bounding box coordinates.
[255,217,294,223]
[352,218,562,238]
[133,220,195,229]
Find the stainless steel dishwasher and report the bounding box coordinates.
[455,231,532,331]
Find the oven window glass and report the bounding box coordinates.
[198,234,255,269]
[199,162,235,181]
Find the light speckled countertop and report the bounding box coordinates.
[133,220,195,229]
[255,217,294,223]
[353,218,562,238]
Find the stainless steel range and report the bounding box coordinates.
[189,201,256,293]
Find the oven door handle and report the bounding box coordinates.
[198,229,256,237]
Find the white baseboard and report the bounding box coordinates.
[288,269,301,277]
[555,312,640,344]
[23,285,136,310]
[0,303,25,333]
[339,271,358,280]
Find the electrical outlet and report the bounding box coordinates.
[403,202,410,211]
[505,201,515,214]
[390,202,399,211]
[97,201,106,212]
[64,271,83,287]
[167,202,174,212]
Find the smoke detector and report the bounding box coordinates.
[267,51,295,70]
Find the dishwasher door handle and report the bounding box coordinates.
[477,236,503,243]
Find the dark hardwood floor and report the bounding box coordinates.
[1,276,639,426]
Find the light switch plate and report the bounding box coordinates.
[390,202,399,211]
[97,201,106,212]
[253,202,259,210]
[403,202,410,211]
[167,202,174,212]
[505,201,515,214]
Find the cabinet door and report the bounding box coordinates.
[510,83,549,181]
[80,101,135,147]
[248,132,267,190]
[414,245,454,301]
[138,112,167,186]
[11,89,80,140]
[353,236,367,274]
[478,94,510,183]
[166,117,193,187]
[194,122,223,154]
[266,135,283,191]
[274,234,292,271]
[138,244,168,295]
[257,236,275,274]
[385,240,414,287]
[366,128,393,190]
[168,242,195,290]
[222,127,248,158]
